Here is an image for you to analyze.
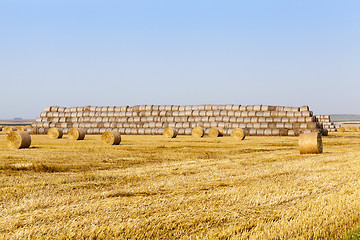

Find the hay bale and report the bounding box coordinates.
[48,128,63,139]
[351,127,358,132]
[300,106,309,111]
[163,128,178,138]
[346,126,351,132]
[68,128,86,140]
[3,126,17,133]
[101,131,121,145]
[230,128,245,140]
[15,126,24,131]
[209,128,223,137]
[192,127,204,138]
[7,131,31,149]
[298,132,323,154]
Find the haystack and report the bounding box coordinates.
[68,128,86,140]
[163,128,178,138]
[191,127,204,138]
[208,128,223,138]
[230,128,246,140]
[298,132,323,154]
[48,128,63,139]
[101,131,121,145]
[7,131,31,149]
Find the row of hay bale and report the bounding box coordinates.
[0,126,29,133]
[33,127,298,136]
[7,127,323,155]
[32,122,319,131]
[314,115,338,132]
[338,126,360,132]
[36,116,316,123]
[44,105,310,112]
[39,110,314,118]
[32,104,323,136]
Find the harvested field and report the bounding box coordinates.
[1,132,360,238]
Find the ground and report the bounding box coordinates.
[1,132,360,239]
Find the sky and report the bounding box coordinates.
[1,0,360,119]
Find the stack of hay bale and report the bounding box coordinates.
[314,115,338,132]
[31,104,324,136]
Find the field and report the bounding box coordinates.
[1,132,360,239]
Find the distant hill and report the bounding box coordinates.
[0,119,34,126]
[331,114,360,122]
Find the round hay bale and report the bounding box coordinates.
[346,126,351,131]
[209,128,223,137]
[351,127,357,132]
[48,128,63,139]
[16,126,24,131]
[3,126,17,133]
[68,128,86,140]
[7,131,31,149]
[192,127,204,138]
[163,128,178,138]
[101,131,121,145]
[298,132,323,154]
[230,128,245,140]
[338,126,345,132]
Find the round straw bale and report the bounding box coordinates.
[3,126,17,133]
[7,131,31,149]
[192,127,204,138]
[101,131,121,145]
[48,128,63,139]
[298,132,323,154]
[351,127,357,132]
[230,128,245,140]
[337,126,345,132]
[346,126,351,131]
[300,106,309,111]
[163,128,178,138]
[68,128,86,140]
[209,128,223,137]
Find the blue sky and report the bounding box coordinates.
[1,0,359,119]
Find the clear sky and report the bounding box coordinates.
[1,0,359,119]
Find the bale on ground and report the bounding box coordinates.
[192,127,204,138]
[3,126,17,133]
[163,128,178,138]
[338,127,345,132]
[48,128,63,139]
[209,128,223,137]
[298,132,323,154]
[351,127,357,132]
[7,131,31,149]
[230,128,245,140]
[68,128,86,140]
[346,126,351,131]
[101,131,121,145]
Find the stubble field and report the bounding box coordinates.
[1,132,360,239]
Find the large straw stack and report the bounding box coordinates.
[314,115,338,132]
[32,104,324,137]
[7,131,31,149]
